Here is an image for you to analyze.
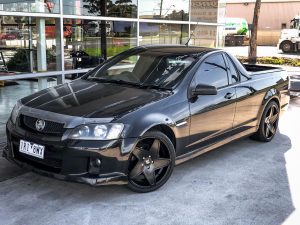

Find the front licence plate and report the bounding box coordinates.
[19,140,45,159]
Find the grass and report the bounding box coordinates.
[85,45,132,57]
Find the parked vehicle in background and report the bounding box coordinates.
[3,45,290,192]
[86,21,112,37]
[224,18,249,46]
[278,16,300,53]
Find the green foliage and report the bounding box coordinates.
[7,49,56,72]
[238,56,300,67]
[7,49,30,72]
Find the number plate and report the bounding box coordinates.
[19,140,45,159]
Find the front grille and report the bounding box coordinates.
[20,115,65,136]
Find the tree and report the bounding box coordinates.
[248,0,261,64]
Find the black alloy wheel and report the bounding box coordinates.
[127,131,175,192]
[251,101,280,142]
[263,104,279,139]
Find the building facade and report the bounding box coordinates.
[226,0,300,45]
[0,0,226,88]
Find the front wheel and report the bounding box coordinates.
[127,131,175,193]
[281,41,293,53]
[251,101,280,142]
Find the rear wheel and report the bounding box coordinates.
[127,131,175,193]
[251,101,280,142]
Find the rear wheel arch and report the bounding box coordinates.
[257,96,280,128]
[251,100,280,142]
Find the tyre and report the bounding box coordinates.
[251,101,280,142]
[127,131,175,193]
[281,41,293,53]
[236,38,244,46]
[228,39,235,46]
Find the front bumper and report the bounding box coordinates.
[4,119,136,186]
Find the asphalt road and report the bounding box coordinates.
[0,98,299,225]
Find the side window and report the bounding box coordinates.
[194,54,229,88]
[225,54,239,83]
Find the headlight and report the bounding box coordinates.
[11,101,22,124]
[69,123,124,140]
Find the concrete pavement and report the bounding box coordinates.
[0,98,299,225]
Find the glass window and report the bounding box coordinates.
[191,0,218,23]
[64,19,137,70]
[225,54,239,83]
[189,24,224,48]
[63,0,137,18]
[139,0,189,21]
[87,48,197,89]
[139,23,189,45]
[0,0,60,13]
[0,16,62,75]
[194,54,228,88]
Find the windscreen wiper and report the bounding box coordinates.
[88,78,171,91]
[87,77,141,86]
[139,84,172,91]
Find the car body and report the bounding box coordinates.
[3,45,290,192]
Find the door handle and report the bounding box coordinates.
[224,92,235,99]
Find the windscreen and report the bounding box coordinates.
[86,49,198,89]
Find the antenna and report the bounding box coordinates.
[185,21,199,46]
[185,34,193,46]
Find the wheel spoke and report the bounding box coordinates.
[269,124,276,134]
[153,158,171,170]
[269,113,278,124]
[265,125,270,137]
[129,162,144,179]
[149,139,160,159]
[132,147,150,160]
[269,106,274,118]
[143,168,156,186]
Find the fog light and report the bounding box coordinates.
[95,158,101,166]
[89,157,102,174]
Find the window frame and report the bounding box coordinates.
[191,52,230,90]
[223,52,241,85]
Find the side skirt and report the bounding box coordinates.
[175,127,257,166]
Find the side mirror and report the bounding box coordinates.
[192,84,217,96]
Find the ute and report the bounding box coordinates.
[3,45,290,192]
[278,16,300,53]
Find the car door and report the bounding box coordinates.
[188,53,236,151]
[223,53,261,131]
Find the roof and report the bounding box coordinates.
[137,45,217,55]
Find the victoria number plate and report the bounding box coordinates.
[19,140,45,159]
